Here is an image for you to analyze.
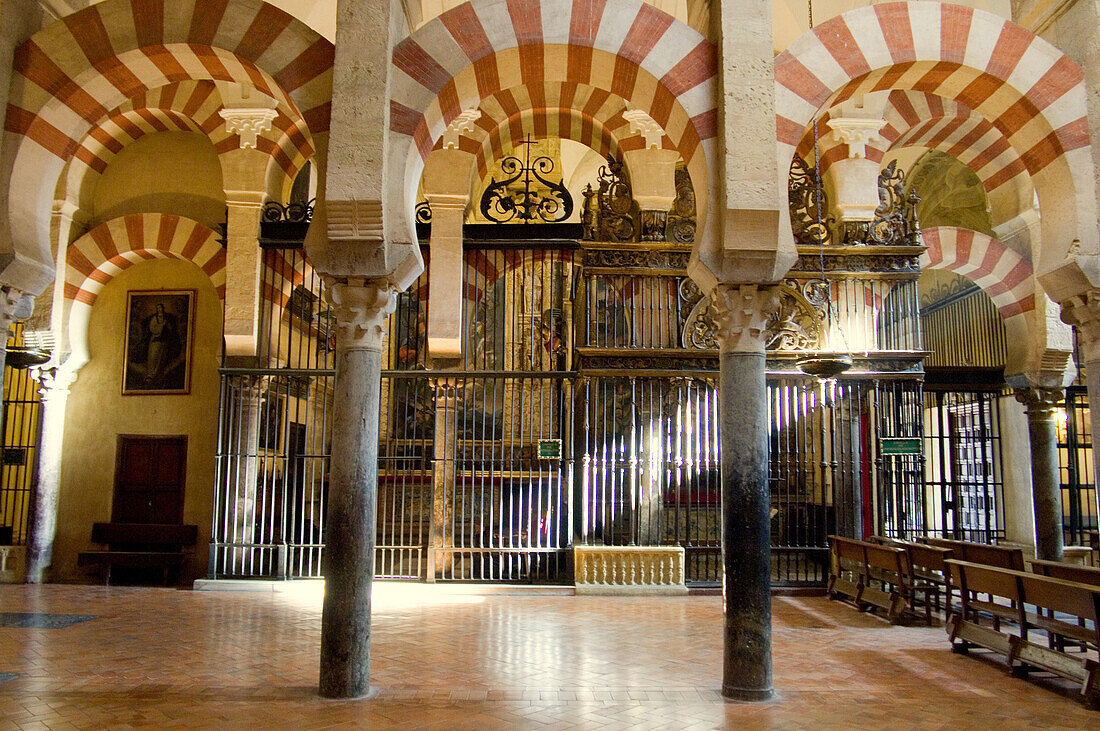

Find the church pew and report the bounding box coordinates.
[945,559,1100,706]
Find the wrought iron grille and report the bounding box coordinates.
[875,380,926,540]
[0,323,42,545]
[210,245,337,579]
[923,389,1005,543]
[1058,387,1096,546]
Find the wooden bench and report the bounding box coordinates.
[1029,559,1100,588]
[922,537,1025,571]
[945,559,1100,706]
[828,535,932,623]
[78,523,198,585]
[873,537,954,615]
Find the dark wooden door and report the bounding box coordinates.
[113,436,187,524]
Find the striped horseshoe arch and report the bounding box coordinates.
[65,214,226,308]
[774,2,1094,274]
[800,91,1027,197]
[389,0,717,244]
[65,80,317,210]
[920,226,1034,318]
[3,0,333,291]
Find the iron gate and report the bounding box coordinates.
[923,389,1005,543]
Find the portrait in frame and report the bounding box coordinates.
[123,290,195,395]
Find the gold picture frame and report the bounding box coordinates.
[122,290,195,395]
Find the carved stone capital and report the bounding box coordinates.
[1061,290,1100,364]
[825,117,886,159]
[623,109,666,150]
[219,108,279,149]
[709,284,781,354]
[1014,387,1064,419]
[441,110,481,149]
[31,366,76,399]
[326,279,398,351]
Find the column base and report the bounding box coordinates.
[319,685,380,701]
[721,686,775,702]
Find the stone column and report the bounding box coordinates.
[1014,387,1065,561]
[319,279,396,699]
[428,379,457,580]
[24,366,74,583]
[622,110,679,242]
[220,145,270,361]
[711,283,780,701]
[224,381,262,574]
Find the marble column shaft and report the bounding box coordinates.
[319,280,396,699]
[712,283,779,701]
[1015,387,1065,562]
[24,368,72,583]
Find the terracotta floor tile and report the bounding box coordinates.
[0,584,1096,728]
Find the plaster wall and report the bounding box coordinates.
[53,259,222,584]
[999,393,1038,550]
[90,132,225,231]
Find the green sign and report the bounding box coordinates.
[537,439,562,460]
[880,438,921,456]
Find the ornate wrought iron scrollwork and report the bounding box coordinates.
[788,155,833,245]
[262,198,315,223]
[582,156,639,242]
[479,139,573,223]
[415,200,432,224]
[665,165,697,244]
[864,159,921,246]
[764,283,827,351]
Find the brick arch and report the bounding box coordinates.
[388,0,717,250]
[800,92,1027,196]
[920,226,1034,318]
[775,2,1094,283]
[64,213,226,373]
[469,108,624,181]
[66,80,317,212]
[3,0,333,294]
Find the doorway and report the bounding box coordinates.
[113,435,187,524]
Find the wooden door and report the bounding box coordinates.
[113,436,187,524]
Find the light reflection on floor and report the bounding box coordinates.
[0,583,1095,728]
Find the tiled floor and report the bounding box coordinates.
[0,582,1095,729]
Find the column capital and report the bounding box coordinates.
[31,366,76,400]
[825,117,886,159]
[1061,289,1100,364]
[219,108,279,149]
[326,279,398,352]
[1013,386,1063,418]
[710,284,780,354]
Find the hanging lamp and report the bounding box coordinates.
[795,0,852,381]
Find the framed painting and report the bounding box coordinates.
[123,290,195,395]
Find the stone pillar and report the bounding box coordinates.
[711,283,779,701]
[225,381,262,573]
[24,367,74,583]
[428,379,457,580]
[1014,387,1065,561]
[221,146,270,360]
[319,279,396,699]
[622,110,679,242]
[824,114,887,223]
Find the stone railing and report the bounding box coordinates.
[574,546,688,595]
